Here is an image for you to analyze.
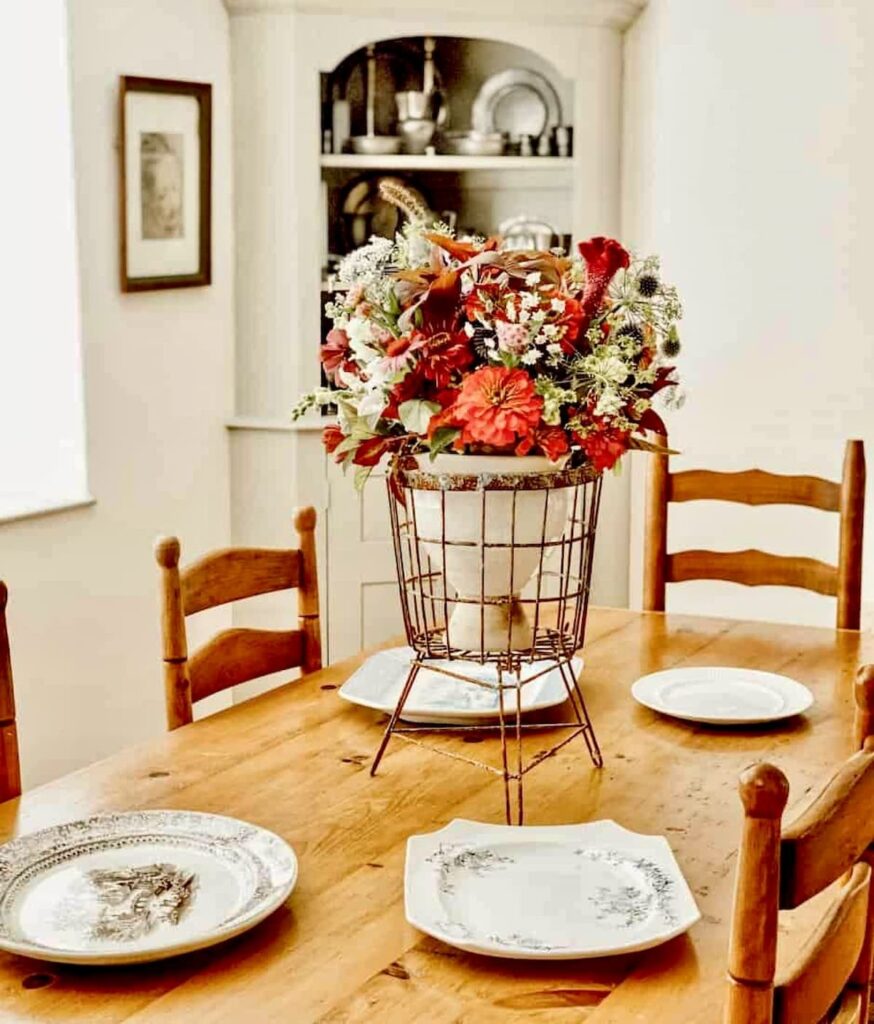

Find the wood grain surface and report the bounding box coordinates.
[0,608,870,1023]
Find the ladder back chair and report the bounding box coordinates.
[725,666,874,1023]
[0,583,21,802]
[644,439,866,629]
[154,508,322,731]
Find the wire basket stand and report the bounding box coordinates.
[372,459,604,824]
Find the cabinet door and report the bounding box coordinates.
[326,459,404,661]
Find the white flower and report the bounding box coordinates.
[547,342,563,356]
[521,350,540,365]
[519,309,531,324]
[594,355,630,385]
[550,297,566,313]
[594,390,626,417]
[525,271,542,286]
[521,292,540,310]
[542,324,560,340]
[463,322,475,337]
[505,299,517,322]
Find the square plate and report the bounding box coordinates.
[405,818,700,959]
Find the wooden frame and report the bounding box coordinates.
[154,509,322,730]
[725,664,874,1023]
[0,583,21,803]
[119,75,212,292]
[644,439,866,629]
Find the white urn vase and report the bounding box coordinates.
[411,453,569,652]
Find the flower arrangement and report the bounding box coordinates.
[294,186,684,485]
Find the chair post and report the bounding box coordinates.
[854,666,874,752]
[0,583,21,802]
[725,763,789,1024]
[837,439,865,630]
[154,538,193,730]
[643,439,669,612]
[294,507,322,674]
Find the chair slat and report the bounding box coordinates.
[781,748,874,908]
[181,548,301,616]
[667,549,837,595]
[669,468,841,511]
[188,628,304,704]
[774,863,870,1024]
[830,988,864,1024]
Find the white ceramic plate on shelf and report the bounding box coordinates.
[405,818,700,959]
[339,647,582,724]
[631,667,814,725]
[0,810,297,964]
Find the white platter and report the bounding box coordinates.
[406,818,700,959]
[0,810,297,964]
[339,647,582,724]
[631,666,814,725]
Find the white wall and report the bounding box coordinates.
[623,0,874,627]
[0,0,234,786]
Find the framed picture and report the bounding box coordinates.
[119,76,211,292]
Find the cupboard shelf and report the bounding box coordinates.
[320,154,574,172]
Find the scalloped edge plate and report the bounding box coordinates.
[405,818,700,959]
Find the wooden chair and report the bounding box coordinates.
[725,666,874,1023]
[154,508,322,730]
[0,583,22,802]
[644,439,866,629]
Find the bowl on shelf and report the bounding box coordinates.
[350,135,403,156]
[439,131,505,157]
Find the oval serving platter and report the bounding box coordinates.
[631,666,814,725]
[0,810,297,964]
[339,647,583,725]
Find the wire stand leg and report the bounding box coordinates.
[558,657,602,768]
[370,659,422,776]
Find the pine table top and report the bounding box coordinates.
[0,607,870,1022]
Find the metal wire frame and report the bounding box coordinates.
[373,461,604,824]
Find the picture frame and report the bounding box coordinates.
[119,76,212,292]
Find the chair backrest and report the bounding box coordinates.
[154,507,322,730]
[644,439,866,629]
[0,583,21,802]
[725,665,874,1023]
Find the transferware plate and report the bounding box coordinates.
[339,647,582,724]
[406,818,700,959]
[0,810,297,964]
[631,666,814,725]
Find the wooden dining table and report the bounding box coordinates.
[0,607,871,1023]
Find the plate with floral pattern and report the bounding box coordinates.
[339,648,582,724]
[0,810,297,964]
[405,818,700,959]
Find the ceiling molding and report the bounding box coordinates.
[222,0,646,31]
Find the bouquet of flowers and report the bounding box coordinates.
[295,185,683,486]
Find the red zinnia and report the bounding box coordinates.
[578,236,631,332]
[448,366,543,450]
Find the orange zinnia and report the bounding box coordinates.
[450,367,543,450]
